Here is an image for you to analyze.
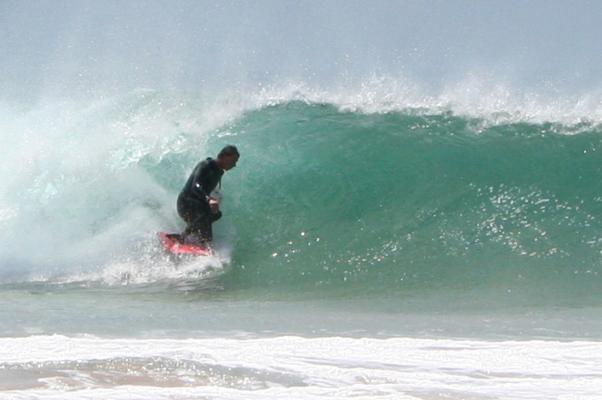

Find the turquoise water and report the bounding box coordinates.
[3,1,602,398]
[222,102,602,299]
[1,96,602,332]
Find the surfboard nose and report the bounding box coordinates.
[158,232,213,256]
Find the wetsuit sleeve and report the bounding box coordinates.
[191,162,212,201]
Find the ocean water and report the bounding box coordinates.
[3,1,602,399]
[2,91,602,399]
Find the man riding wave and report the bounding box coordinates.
[177,145,239,245]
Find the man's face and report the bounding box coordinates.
[222,154,239,170]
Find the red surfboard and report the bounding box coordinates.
[157,232,213,256]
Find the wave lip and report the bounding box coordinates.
[248,76,602,126]
[1,335,602,399]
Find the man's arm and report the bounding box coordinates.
[191,161,212,202]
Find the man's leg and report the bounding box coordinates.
[184,212,213,244]
[210,211,222,223]
[186,210,222,244]
[177,193,223,245]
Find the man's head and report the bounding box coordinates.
[216,145,239,171]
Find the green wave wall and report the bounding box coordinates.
[203,102,602,298]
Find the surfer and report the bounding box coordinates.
[177,145,239,245]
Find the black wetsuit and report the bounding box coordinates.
[177,157,224,242]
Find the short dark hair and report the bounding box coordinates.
[218,145,239,158]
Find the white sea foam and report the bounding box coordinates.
[1,335,601,399]
[247,75,602,126]
[58,250,230,286]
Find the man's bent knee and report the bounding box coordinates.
[211,211,222,222]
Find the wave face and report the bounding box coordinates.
[222,102,602,300]
[1,92,602,304]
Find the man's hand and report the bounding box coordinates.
[208,197,220,214]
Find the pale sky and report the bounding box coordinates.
[1,0,601,99]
